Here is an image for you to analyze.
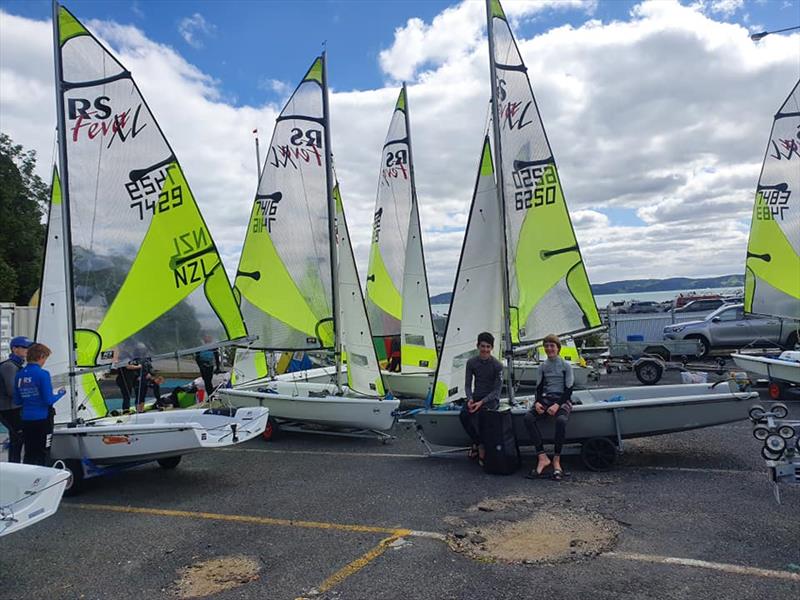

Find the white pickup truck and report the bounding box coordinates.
[663,304,799,357]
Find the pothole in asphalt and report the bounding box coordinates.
[449,508,619,565]
[171,555,261,598]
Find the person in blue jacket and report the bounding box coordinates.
[14,343,65,466]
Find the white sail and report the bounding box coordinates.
[400,199,437,374]
[335,186,385,396]
[744,79,800,320]
[488,0,600,343]
[234,57,334,351]
[432,138,504,405]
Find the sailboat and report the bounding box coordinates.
[412,0,757,461]
[365,85,438,399]
[0,463,71,537]
[218,55,400,435]
[731,80,800,392]
[43,4,269,490]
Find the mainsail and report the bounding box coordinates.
[432,139,505,405]
[487,0,600,343]
[51,5,246,419]
[234,57,335,351]
[744,80,800,320]
[365,86,437,373]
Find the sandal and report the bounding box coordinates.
[551,469,570,481]
[467,444,479,460]
[525,464,552,479]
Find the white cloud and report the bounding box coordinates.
[710,0,744,17]
[178,12,215,49]
[1,1,798,297]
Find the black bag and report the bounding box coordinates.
[480,407,520,475]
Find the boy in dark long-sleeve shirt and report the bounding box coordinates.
[459,332,503,464]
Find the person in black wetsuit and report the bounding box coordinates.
[459,331,503,465]
[523,334,574,481]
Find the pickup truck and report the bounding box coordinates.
[663,304,799,357]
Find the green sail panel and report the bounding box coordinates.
[56,6,245,370]
[234,56,334,350]
[744,80,800,320]
[489,0,600,342]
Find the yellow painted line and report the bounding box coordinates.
[605,552,800,582]
[296,534,405,600]
[69,503,410,536]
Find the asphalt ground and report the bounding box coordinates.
[1,367,799,600]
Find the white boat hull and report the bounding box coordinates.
[0,463,71,537]
[220,381,400,431]
[413,383,757,447]
[511,360,590,388]
[731,353,800,384]
[50,407,269,464]
[382,370,433,399]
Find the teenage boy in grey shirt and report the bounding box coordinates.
[459,331,503,464]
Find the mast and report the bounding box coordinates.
[254,129,262,180]
[321,51,342,391]
[51,0,79,421]
[402,82,435,346]
[485,0,515,403]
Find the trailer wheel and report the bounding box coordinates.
[748,405,766,421]
[634,360,663,385]
[157,456,182,469]
[761,446,782,461]
[752,426,770,441]
[770,403,789,419]
[262,417,280,442]
[581,437,618,471]
[60,459,85,497]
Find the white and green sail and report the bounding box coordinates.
[335,184,386,396]
[432,138,505,405]
[52,5,246,416]
[36,168,105,422]
[744,79,800,320]
[366,86,437,372]
[234,57,335,351]
[488,0,600,343]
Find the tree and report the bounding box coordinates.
[0,132,47,305]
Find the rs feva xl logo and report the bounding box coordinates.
[67,96,147,147]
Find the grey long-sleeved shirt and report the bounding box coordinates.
[464,355,503,409]
[0,357,23,411]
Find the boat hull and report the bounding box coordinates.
[413,383,756,447]
[50,407,269,464]
[0,463,71,537]
[219,381,399,431]
[731,353,800,384]
[511,360,590,388]
[382,370,433,399]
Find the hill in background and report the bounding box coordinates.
[430,274,744,305]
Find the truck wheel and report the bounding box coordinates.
[634,360,663,385]
[686,335,710,358]
[157,456,182,469]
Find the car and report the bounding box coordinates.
[621,301,663,314]
[673,298,728,313]
[663,304,799,357]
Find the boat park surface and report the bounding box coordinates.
[1,368,798,600]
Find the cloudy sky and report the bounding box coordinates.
[1,0,798,295]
